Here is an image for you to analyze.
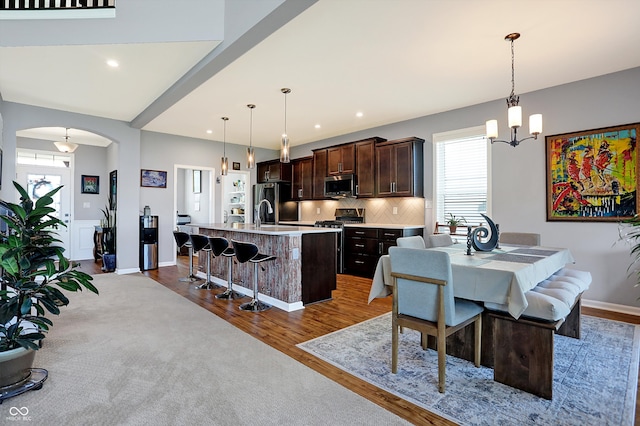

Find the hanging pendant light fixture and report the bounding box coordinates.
[54,128,79,153]
[221,116,229,176]
[280,88,291,163]
[246,104,256,169]
[486,33,542,147]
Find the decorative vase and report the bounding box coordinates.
[102,253,116,272]
[0,347,35,388]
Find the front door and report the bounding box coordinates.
[16,165,72,256]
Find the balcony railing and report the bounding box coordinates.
[0,0,115,11]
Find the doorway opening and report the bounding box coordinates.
[173,164,216,264]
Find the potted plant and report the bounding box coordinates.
[0,181,98,391]
[445,213,466,234]
[619,214,640,292]
[100,205,116,272]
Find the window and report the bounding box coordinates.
[17,149,72,168]
[433,126,490,227]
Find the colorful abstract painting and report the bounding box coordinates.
[546,123,640,221]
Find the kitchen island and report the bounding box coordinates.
[191,223,340,311]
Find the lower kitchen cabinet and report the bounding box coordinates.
[343,226,424,278]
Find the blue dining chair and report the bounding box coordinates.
[396,235,426,249]
[388,247,484,393]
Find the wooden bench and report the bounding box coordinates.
[486,268,591,399]
[439,268,591,400]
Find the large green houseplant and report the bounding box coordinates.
[0,181,98,389]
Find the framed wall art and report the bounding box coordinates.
[546,122,639,221]
[140,169,167,188]
[81,175,99,194]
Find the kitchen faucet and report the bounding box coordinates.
[254,199,274,227]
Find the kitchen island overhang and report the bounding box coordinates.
[191,224,340,311]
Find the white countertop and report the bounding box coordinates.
[191,223,341,236]
[280,221,424,230]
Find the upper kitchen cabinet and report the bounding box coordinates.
[327,143,355,175]
[257,159,292,183]
[375,137,424,197]
[291,156,313,200]
[354,137,384,198]
[312,148,328,199]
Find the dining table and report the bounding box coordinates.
[368,243,575,319]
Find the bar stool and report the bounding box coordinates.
[232,240,276,312]
[209,236,243,300]
[173,231,199,282]
[190,234,220,290]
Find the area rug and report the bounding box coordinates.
[297,313,639,425]
[1,273,409,425]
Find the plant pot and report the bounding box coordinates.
[0,347,35,388]
[102,253,116,272]
[449,225,457,234]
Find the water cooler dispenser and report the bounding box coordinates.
[140,215,158,270]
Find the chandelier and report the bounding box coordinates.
[486,33,542,147]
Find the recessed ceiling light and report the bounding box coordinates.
[356,112,364,118]
[106,59,119,68]
[314,124,321,129]
[206,129,213,134]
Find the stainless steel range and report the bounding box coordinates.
[314,208,365,274]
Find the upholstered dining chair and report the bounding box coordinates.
[499,232,541,246]
[388,247,484,393]
[428,234,454,248]
[396,235,426,249]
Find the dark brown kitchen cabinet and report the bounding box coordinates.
[257,160,292,183]
[354,139,376,197]
[291,156,313,200]
[312,148,328,199]
[344,226,424,278]
[344,227,379,277]
[327,143,355,175]
[375,137,424,197]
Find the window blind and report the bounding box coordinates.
[435,131,488,226]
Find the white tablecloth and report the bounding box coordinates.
[368,244,575,319]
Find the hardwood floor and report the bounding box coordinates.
[76,257,640,425]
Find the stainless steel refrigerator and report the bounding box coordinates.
[253,182,299,224]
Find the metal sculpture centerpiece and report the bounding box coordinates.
[466,214,500,254]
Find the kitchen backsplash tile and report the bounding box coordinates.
[300,197,425,225]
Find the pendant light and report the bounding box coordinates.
[221,116,229,176]
[280,88,291,163]
[246,104,256,169]
[54,128,78,153]
[486,33,542,147]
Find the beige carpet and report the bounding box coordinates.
[2,273,409,425]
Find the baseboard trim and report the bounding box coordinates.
[196,273,305,312]
[583,298,640,316]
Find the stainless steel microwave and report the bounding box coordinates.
[324,174,356,198]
